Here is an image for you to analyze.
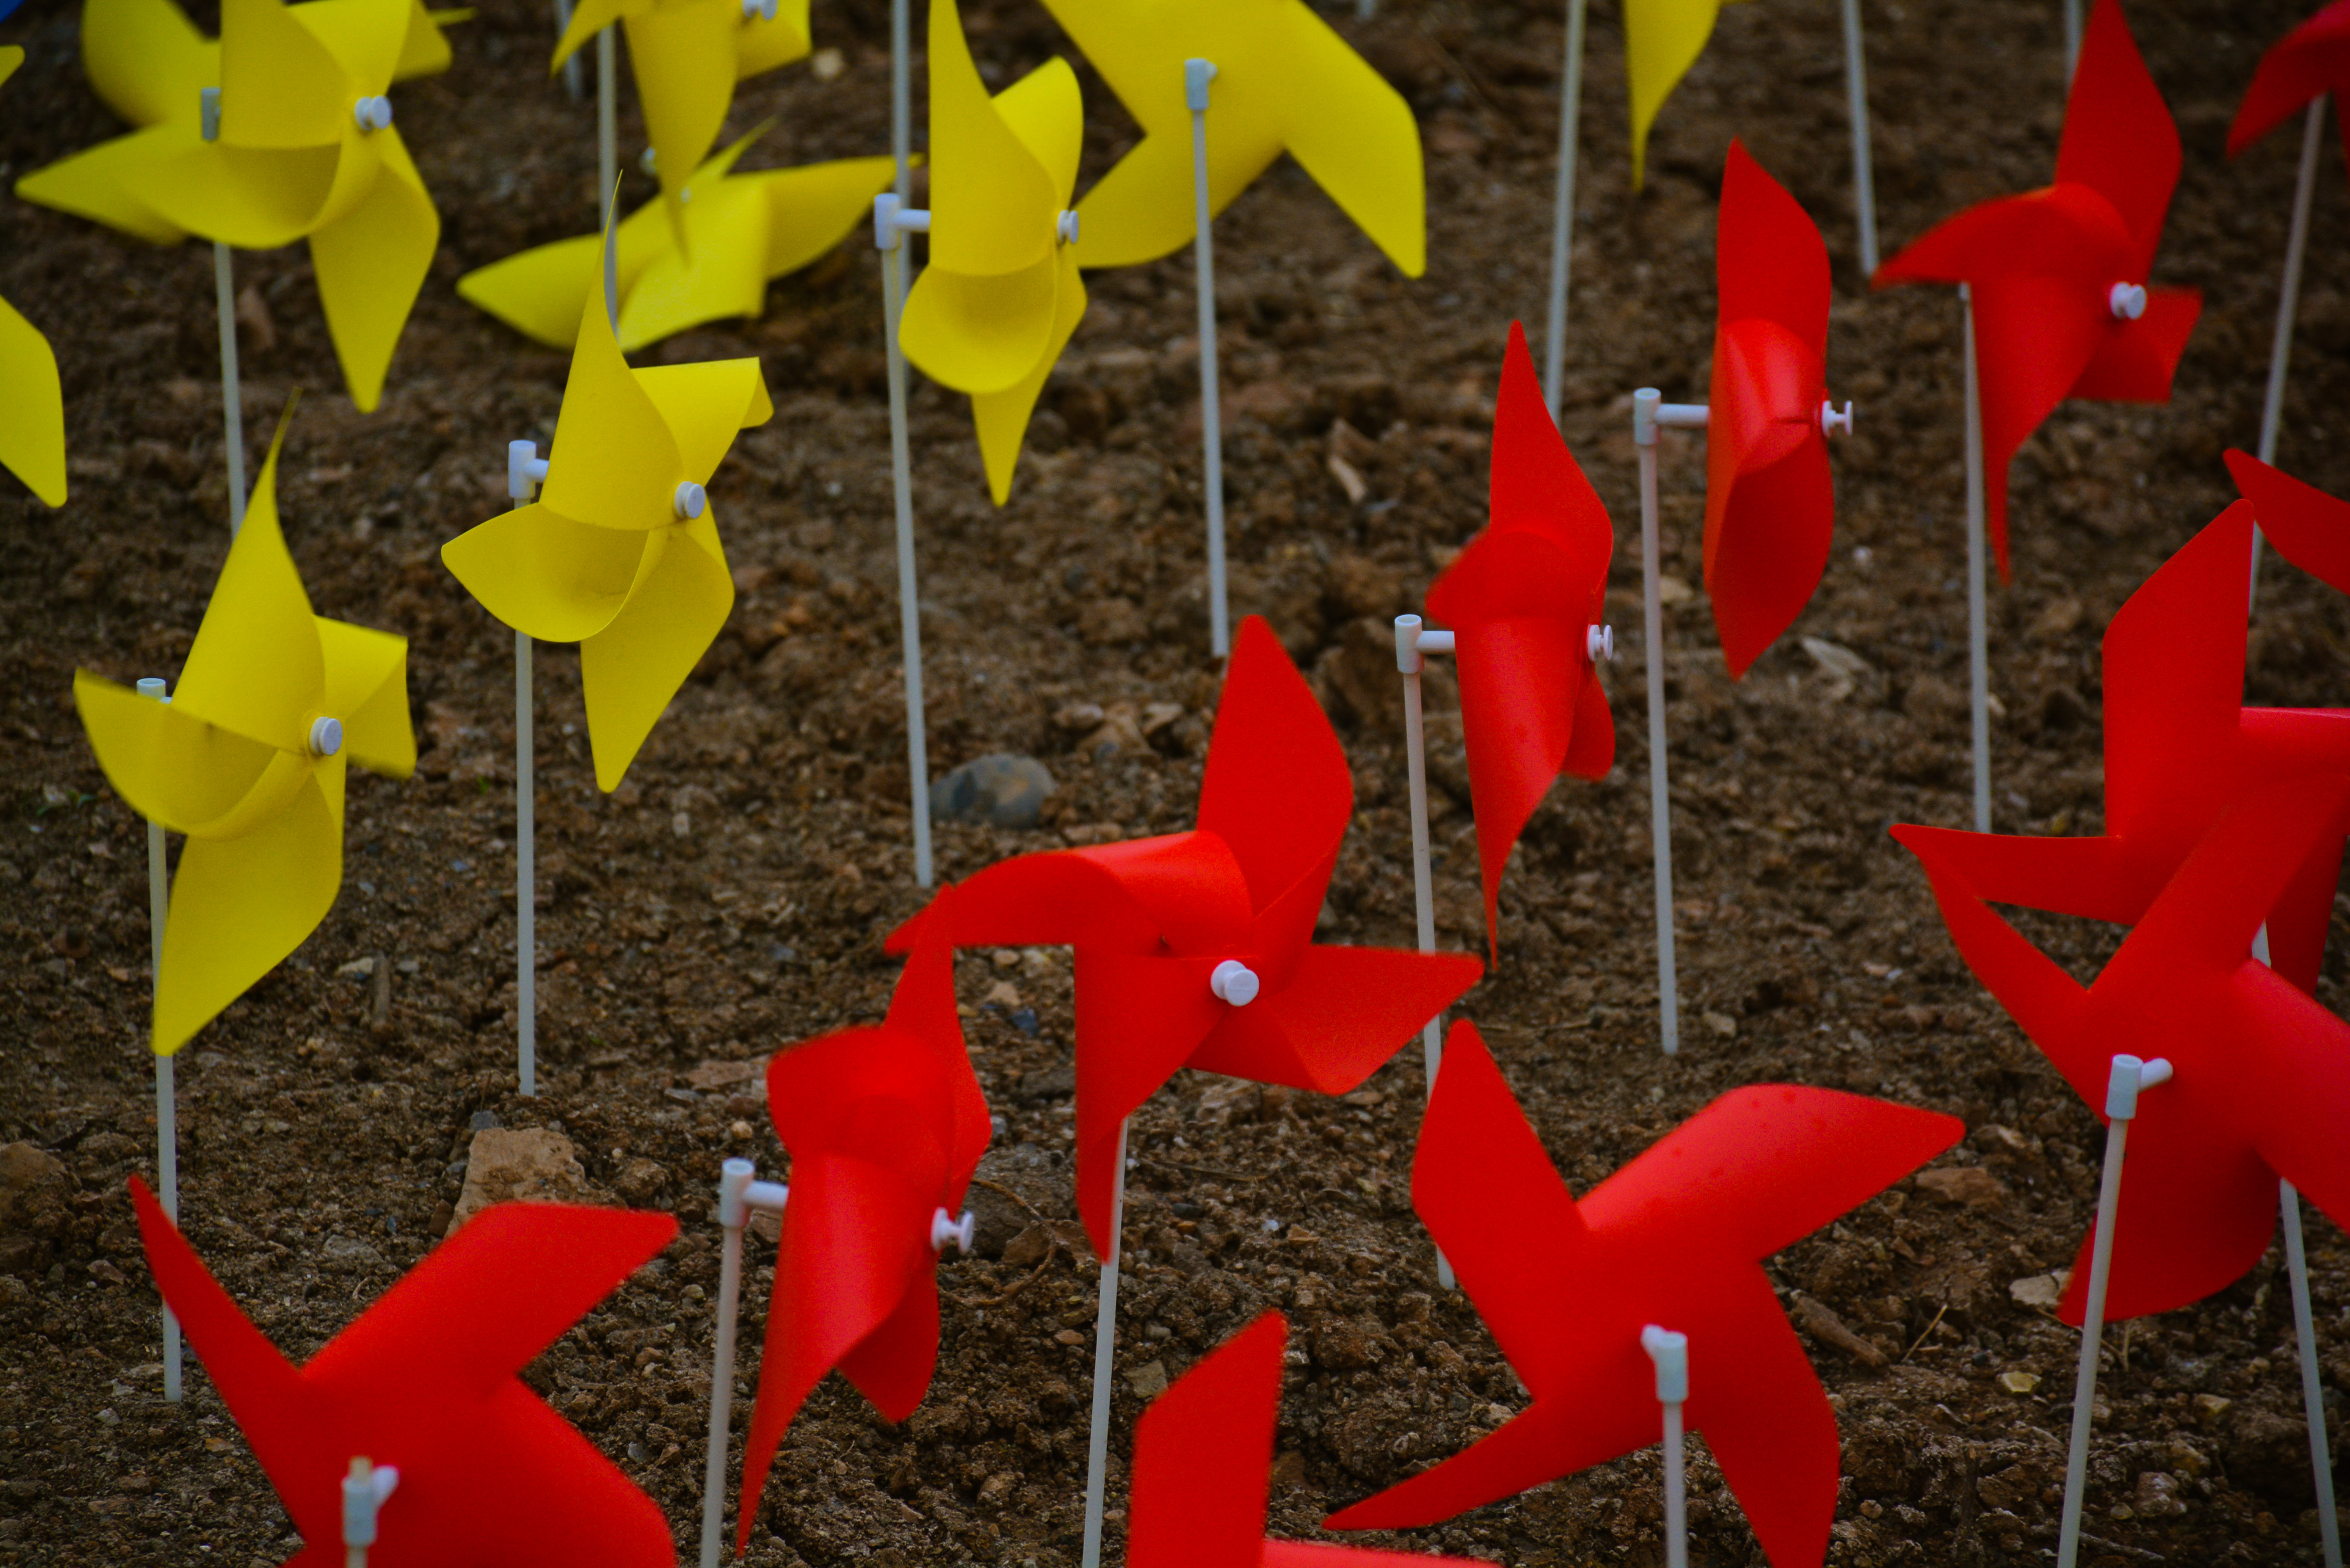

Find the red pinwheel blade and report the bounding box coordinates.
[1484,320,1613,586]
[1690,1273,1842,1568]
[883,850,1171,955]
[1968,272,2118,580]
[2228,449,2350,595]
[836,1267,941,1423]
[1072,947,1229,1255]
[1198,616,1353,916]
[1872,185,2129,291]
[1406,1025,1591,1396]
[2230,2,2350,155]
[1128,1311,1285,1568]
[2238,959,2350,1251]
[2264,838,2346,996]
[131,1177,308,1451]
[1704,431,1833,679]
[1580,1085,1961,1265]
[2056,0,2181,277]
[1715,141,1829,363]
[2070,286,2201,403]
[884,902,994,1200]
[1189,944,1481,1092]
[1886,823,2150,927]
[2101,504,2254,838]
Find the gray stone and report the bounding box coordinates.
[929,754,1055,829]
[318,1236,385,1274]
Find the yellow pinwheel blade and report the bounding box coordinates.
[626,3,738,217]
[308,129,436,412]
[1623,0,1724,189]
[1275,6,1424,276]
[74,672,283,835]
[219,0,355,149]
[394,0,459,79]
[458,233,608,349]
[579,512,733,791]
[736,2,812,76]
[131,135,341,249]
[0,295,66,508]
[621,180,775,345]
[634,358,771,481]
[538,227,690,526]
[152,760,344,1055]
[80,0,212,128]
[17,127,201,245]
[289,0,416,95]
[993,57,1083,205]
[552,0,633,68]
[901,253,1058,395]
[973,246,1086,505]
[928,0,1056,277]
[171,427,323,754]
[441,503,655,643]
[315,617,414,778]
[758,154,900,276]
[0,45,16,89]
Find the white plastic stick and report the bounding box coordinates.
[214,243,246,531]
[1841,0,1878,278]
[2250,96,2326,614]
[515,629,536,1096]
[1188,60,1230,658]
[1642,1327,1689,1568]
[1631,391,1685,1055]
[1962,285,1991,834]
[700,1159,786,1567]
[552,0,583,97]
[878,234,933,886]
[2063,0,2082,83]
[2056,1053,2171,1568]
[1541,0,1586,416]
[1079,1119,1130,1568]
[138,677,182,1401]
[1392,616,1456,1291]
[341,1457,398,1568]
[596,28,617,211]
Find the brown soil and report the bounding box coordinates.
[6,0,2350,1563]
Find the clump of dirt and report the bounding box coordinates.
[5,0,2350,1565]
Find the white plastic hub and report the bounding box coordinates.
[1640,1325,1689,1403]
[2108,283,2148,321]
[507,440,550,503]
[931,1206,976,1253]
[199,87,222,143]
[353,96,394,134]
[1209,960,1261,1007]
[1056,210,1080,245]
[673,481,707,520]
[743,0,778,17]
[341,1457,398,1549]
[308,717,343,758]
[1818,400,1854,437]
[1586,624,1615,662]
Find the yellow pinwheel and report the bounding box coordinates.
[74,410,415,1056]
[0,48,65,509]
[1625,0,1749,189]
[552,0,813,231]
[897,0,1086,504]
[15,0,453,410]
[1034,0,1423,276]
[456,129,895,352]
[440,226,773,792]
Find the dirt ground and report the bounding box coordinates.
[7,0,2350,1563]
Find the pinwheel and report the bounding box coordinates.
[729,909,991,1552]
[1033,0,1419,654]
[1130,1312,1477,1568]
[1397,319,1614,995]
[1873,0,2199,833]
[132,1179,677,1567]
[17,0,454,424]
[2230,448,2350,603]
[2229,2,2350,568]
[456,130,897,352]
[443,218,769,1093]
[551,0,812,234]
[1326,1025,1960,1566]
[889,614,1479,1566]
[0,47,64,509]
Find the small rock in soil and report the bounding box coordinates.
[929,754,1055,829]
[0,1142,72,1275]
[449,1127,600,1230]
[1915,1166,2009,1212]
[2010,1271,2069,1308]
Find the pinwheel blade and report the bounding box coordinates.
[900,256,1062,396]
[1197,617,1353,916]
[1715,141,1828,360]
[736,0,813,75]
[74,672,282,835]
[2055,0,2180,275]
[757,155,902,276]
[2227,2,2350,156]
[624,2,738,217]
[314,617,415,779]
[2100,505,2253,836]
[290,0,421,93]
[1702,434,1831,678]
[219,0,359,149]
[1128,1312,1284,1568]
[835,1273,941,1423]
[1478,321,1612,581]
[458,232,613,349]
[971,248,1086,502]
[1070,949,1227,1253]
[633,356,773,481]
[540,233,691,527]
[1192,944,1479,1092]
[13,125,195,245]
[578,512,734,790]
[2069,286,2199,403]
[926,0,1058,276]
[2240,961,2350,1247]
[309,130,437,413]
[1273,5,1425,278]
[2228,449,2350,595]
[81,0,213,129]
[1692,1277,1841,1568]
[171,433,324,753]
[993,54,1084,206]
[442,503,655,644]
[0,295,65,506]
[1622,0,1723,190]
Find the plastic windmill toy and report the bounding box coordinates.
[1327,1025,1961,1567]
[552,0,812,230]
[1129,1312,1479,1568]
[133,1181,679,1568]
[1875,0,2199,834]
[456,130,897,353]
[17,0,455,415]
[890,614,1479,1568]
[0,47,65,509]
[708,911,991,1561]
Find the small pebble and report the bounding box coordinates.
[728,1121,755,1143]
[930,754,1056,829]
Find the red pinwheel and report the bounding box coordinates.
[1325,1025,1959,1565]
[1873,0,2201,580]
[1422,320,1614,960]
[2228,2,2350,164]
[1703,139,1841,679]
[129,1179,676,1567]
[1896,777,2350,1325]
[2229,448,2350,599]
[1884,502,2350,995]
[890,615,1481,1256]
[736,907,992,1549]
[1130,1311,1476,1568]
